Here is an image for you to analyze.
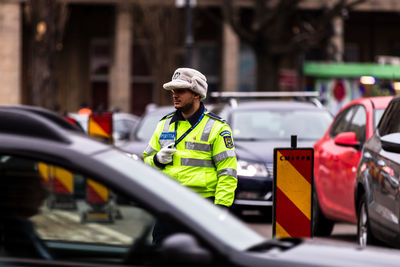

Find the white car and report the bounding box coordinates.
[68,112,140,147]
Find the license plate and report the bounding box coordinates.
[237,191,259,199]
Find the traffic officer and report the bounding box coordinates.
[143,68,237,243]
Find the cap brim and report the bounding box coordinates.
[163,80,191,90]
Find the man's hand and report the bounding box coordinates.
[156,144,177,164]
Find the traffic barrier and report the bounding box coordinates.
[39,163,77,210]
[88,112,113,144]
[82,112,122,223]
[38,162,49,187]
[273,136,313,238]
[81,178,114,223]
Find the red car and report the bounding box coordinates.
[313,96,393,236]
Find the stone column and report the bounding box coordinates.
[0,3,21,104]
[328,16,344,62]
[110,4,132,112]
[222,22,239,92]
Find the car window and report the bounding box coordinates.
[0,155,154,264]
[135,112,166,141]
[374,108,386,129]
[114,119,136,140]
[347,105,367,143]
[330,106,356,137]
[378,100,400,136]
[231,109,332,140]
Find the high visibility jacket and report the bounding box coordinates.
[143,110,237,207]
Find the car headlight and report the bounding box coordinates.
[237,160,269,177]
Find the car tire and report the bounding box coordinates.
[357,195,377,247]
[312,189,334,236]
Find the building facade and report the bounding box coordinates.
[2,0,400,115]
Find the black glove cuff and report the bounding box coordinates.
[153,153,167,169]
[215,204,230,211]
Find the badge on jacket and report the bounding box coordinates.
[224,136,234,148]
[220,130,234,148]
[160,132,175,140]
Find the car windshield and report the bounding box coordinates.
[135,112,167,141]
[93,149,265,251]
[232,109,332,140]
[374,108,386,129]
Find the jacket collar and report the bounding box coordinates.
[170,102,205,126]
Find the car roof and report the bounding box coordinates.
[229,100,326,111]
[340,96,393,111]
[0,105,84,133]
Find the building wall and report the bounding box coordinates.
[5,1,400,114]
[56,4,114,113]
[0,3,21,105]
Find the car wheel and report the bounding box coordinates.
[357,195,376,247]
[312,189,334,236]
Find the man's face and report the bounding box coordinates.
[172,89,197,112]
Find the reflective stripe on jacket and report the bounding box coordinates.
[143,112,237,207]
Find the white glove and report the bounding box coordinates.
[156,144,177,164]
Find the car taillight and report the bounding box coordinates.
[382,166,395,177]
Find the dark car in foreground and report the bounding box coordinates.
[356,94,400,248]
[210,92,333,216]
[2,105,400,266]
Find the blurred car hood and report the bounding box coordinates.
[235,139,316,163]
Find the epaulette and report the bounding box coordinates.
[206,112,226,123]
[160,111,175,121]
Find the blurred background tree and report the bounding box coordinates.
[223,0,365,91]
[132,0,183,106]
[25,0,68,110]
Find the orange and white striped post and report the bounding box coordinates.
[273,136,313,238]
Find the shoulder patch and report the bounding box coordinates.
[206,112,226,123]
[160,111,175,121]
[219,130,231,136]
[223,135,234,148]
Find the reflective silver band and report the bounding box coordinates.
[162,117,173,132]
[201,117,216,141]
[159,140,172,147]
[159,117,174,147]
[181,158,214,167]
[144,145,157,155]
[213,150,236,163]
[185,142,212,152]
[217,168,237,178]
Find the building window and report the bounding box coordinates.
[344,43,359,62]
[194,42,220,93]
[239,43,255,92]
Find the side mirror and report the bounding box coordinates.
[334,132,360,149]
[381,133,400,153]
[158,233,214,265]
[114,132,129,141]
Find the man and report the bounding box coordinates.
[143,68,237,243]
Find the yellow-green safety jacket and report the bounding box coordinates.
[143,107,237,207]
